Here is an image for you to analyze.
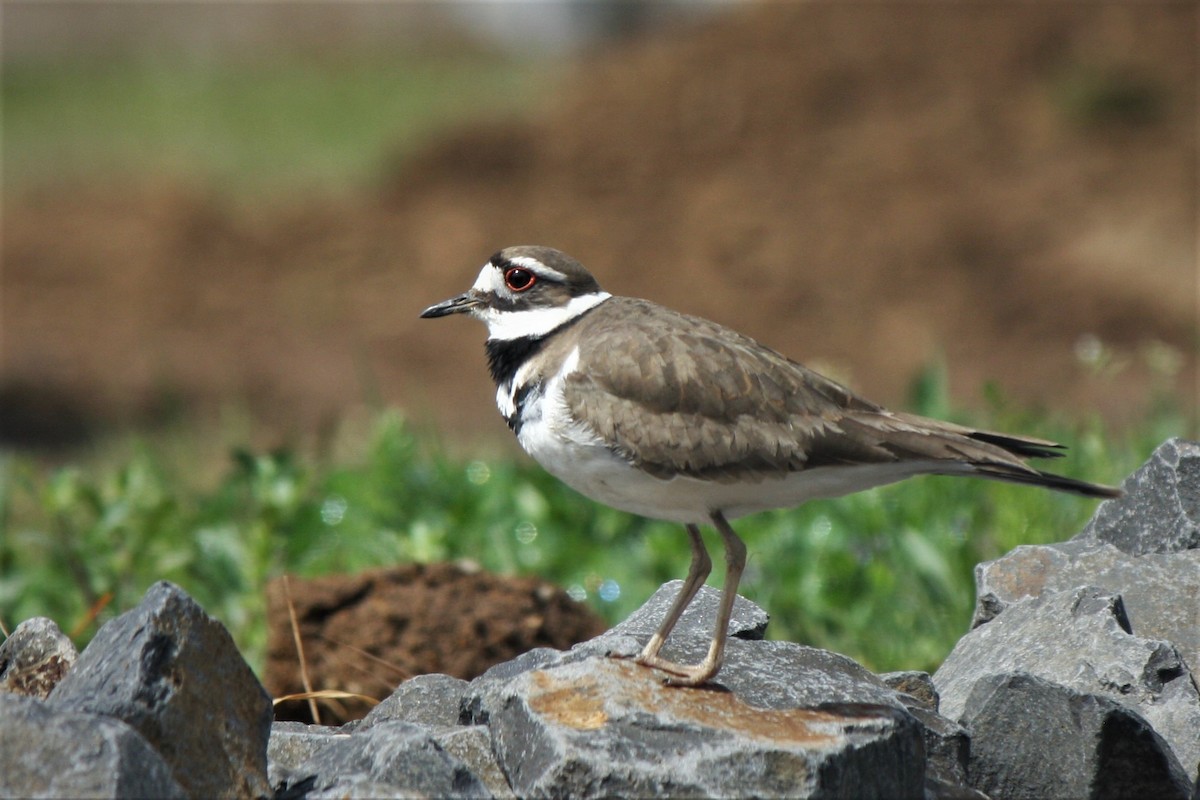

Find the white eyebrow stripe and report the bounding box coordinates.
[507,255,569,283]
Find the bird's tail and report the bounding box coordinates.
[886,413,1123,499]
[968,462,1123,498]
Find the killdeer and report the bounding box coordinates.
[420,246,1121,686]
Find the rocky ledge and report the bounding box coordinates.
[2,438,1198,799]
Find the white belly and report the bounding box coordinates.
[507,348,947,525]
[524,435,941,524]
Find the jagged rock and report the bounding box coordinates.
[469,653,924,799]
[961,672,1192,800]
[272,674,511,798]
[434,725,517,800]
[268,721,350,790]
[880,670,940,711]
[602,578,770,641]
[451,585,1003,796]
[971,440,1200,675]
[49,581,273,799]
[971,539,1200,672]
[271,719,490,799]
[359,672,469,729]
[878,672,982,799]
[351,674,517,794]
[0,692,185,799]
[458,584,982,797]
[903,704,983,800]
[934,585,1200,783]
[0,616,77,698]
[472,584,902,712]
[1076,438,1200,555]
[464,585,929,800]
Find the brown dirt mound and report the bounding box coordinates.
[264,563,607,724]
[2,3,1195,450]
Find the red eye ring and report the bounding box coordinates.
[504,267,536,292]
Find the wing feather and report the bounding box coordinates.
[560,297,1119,498]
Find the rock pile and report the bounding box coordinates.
[1,438,1197,798]
[1,582,272,798]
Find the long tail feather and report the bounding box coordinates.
[874,412,1121,498]
[971,464,1123,498]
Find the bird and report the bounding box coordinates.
[420,245,1122,687]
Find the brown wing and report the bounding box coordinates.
[562,298,891,482]
[561,298,1119,497]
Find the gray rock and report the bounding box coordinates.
[903,705,981,800]
[462,586,945,798]
[0,616,77,698]
[1076,437,1200,555]
[468,587,902,723]
[934,585,1200,783]
[49,580,273,799]
[962,672,1192,800]
[972,539,1200,672]
[880,670,940,711]
[478,654,924,799]
[468,645,572,688]
[360,672,469,729]
[0,692,185,799]
[268,721,350,791]
[879,672,978,799]
[276,719,490,799]
[434,724,516,799]
[602,580,770,641]
[676,636,912,711]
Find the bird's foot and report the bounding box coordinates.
[631,652,720,687]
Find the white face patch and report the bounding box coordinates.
[467,256,610,340]
[470,263,503,294]
[469,256,570,294]
[479,291,612,341]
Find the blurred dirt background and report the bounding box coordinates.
[3,1,1197,453]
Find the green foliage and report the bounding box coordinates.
[0,398,1174,676]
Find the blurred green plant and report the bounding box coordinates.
[0,374,1182,676]
[3,50,548,195]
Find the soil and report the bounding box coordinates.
[2,3,1195,453]
[265,562,607,724]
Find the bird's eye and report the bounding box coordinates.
[504,267,536,292]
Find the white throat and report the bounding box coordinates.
[478,291,611,341]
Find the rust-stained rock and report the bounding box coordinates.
[474,656,924,798]
[971,540,1200,673]
[453,583,952,797]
